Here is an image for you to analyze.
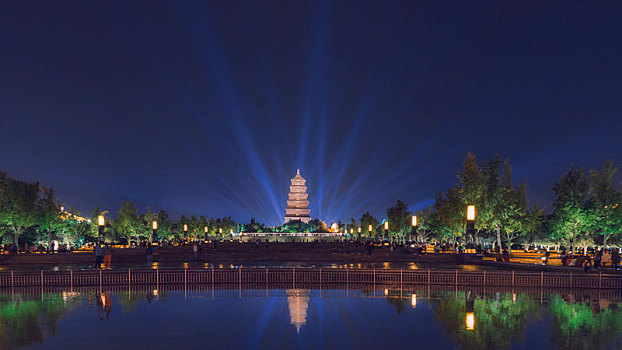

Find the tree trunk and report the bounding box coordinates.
[496,226,502,251]
[48,224,52,252]
[604,235,608,248]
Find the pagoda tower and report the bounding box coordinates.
[284,169,311,224]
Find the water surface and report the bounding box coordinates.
[2,286,622,349]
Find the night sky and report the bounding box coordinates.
[1,1,621,225]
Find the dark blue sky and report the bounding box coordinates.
[1,1,621,225]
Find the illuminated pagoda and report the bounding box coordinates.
[287,289,310,333]
[284,169,311,224]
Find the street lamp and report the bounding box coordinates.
[368,224,373,239]
[97,215,105,241]
[204,226,208,238]
[219,228,222,235]
[411,294,417,308]
[466,205,476,243]
[384,221,389,243]
[152,221,158,242]
[411,215,418,242]
[183,224,188,241]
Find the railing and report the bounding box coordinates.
[0,268,621,289]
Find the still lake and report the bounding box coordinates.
[2,285,622,350]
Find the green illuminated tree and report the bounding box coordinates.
[0,174,39,246]
[36,187,63,249]
[588,160,622,247]
[114,201,140,244]
[359,212,379,238]
[386,200,411,243]
[550,166,593,252]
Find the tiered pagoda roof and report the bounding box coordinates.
[284,169,311,224]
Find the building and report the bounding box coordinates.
[284,169,311,224]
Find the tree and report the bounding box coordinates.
[386,200,411,243]
[550,166,593,252]
[434,186,464,247]
[359,212,379,238]
[0,174,40,246]
[588,160,622,247]
[457,152,485,244]
[308,218,326,233]
[36,187,62,249]
[114,201,140,244]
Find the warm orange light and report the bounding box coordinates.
[358,226,361,233]
[204,226,208,233]
[368,225,372,232]
[350,228,353,234]
[331,223,338,231]
[384,221,389,230]
[98,215,105,226]
[466,312,475,330]
[152,221,158,230]
[412,215,417,227]
[411,294,417,307]
[467,205,476,221]
[384,288,388,295]
[219,228,222,234]
[183,224,188,232]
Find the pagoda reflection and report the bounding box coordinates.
[286,289,310,333]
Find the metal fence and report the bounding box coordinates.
[1,268,620,289]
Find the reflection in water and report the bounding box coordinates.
[0,293,79,349]
[549,294,622,350]
[1,287,622,349]
[432,292,540,349]
[286,289,310,333]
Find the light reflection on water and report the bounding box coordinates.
[3,286,622,350]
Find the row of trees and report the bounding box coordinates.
[2,153,620,250]
[340,154,621,253]
[0,172,247,247]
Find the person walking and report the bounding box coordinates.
[193,242,199,260]
[146,244,153,264]
[103,244,112,270]
[594,249,602,269]
[94,242,103,268]
[612,249,620,269]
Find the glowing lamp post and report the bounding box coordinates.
[368,224,373,238]
[384,221,389,243]
[357,226,361,241]
[466,205,476,244]
[97,215,105,241]
[183,224,188,242]
[411,294,417,308]
[219,228,222,235]
[152,221,158,242]
[411,215,418,242]
[204,226,208,238]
